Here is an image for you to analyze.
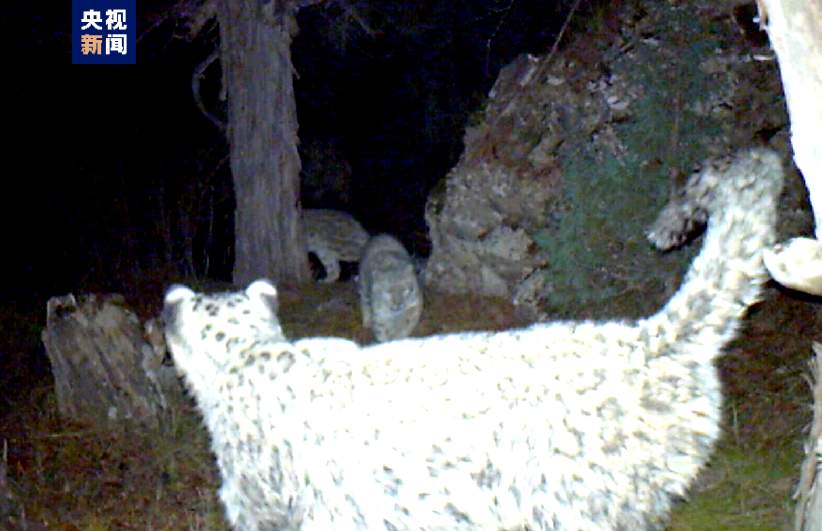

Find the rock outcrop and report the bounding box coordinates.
[424,0,808,319]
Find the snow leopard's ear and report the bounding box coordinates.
[246,279,279,314]
[162,284,196,329]
[164,284,196,305]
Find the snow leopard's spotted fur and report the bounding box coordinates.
[359,234,423,342]
[303,208,369,283]
[164,148,783,531]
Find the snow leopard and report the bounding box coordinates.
[302,208,369,283]
[359,234,423,342]
[163,147,783,531]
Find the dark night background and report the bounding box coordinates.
[2,4,820,528]
[4,1,579,303]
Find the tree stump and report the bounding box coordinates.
[795,343,822,530]
[41,292,185,432]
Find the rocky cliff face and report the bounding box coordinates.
[424,0,809,320]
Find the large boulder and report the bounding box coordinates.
[424,0,808,319]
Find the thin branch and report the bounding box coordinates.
[485,0,516,78]
[546,0,584,65]
[192,50,226,132]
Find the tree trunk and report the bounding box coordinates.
[219,0,310,287]
[761,0,822,236]
[760,0,822,296]
[41,293,185,432]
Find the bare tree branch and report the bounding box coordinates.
[192,49,226,131]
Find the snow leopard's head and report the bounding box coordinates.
[162,279,285,380]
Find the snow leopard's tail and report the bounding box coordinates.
[641,148,784,358]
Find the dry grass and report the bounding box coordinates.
[1,281,818,529]
[3,386,226,529]
[277,281,524,343]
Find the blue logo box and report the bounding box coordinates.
[72,0,136,64]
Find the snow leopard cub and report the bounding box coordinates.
[358,234,423,341]
[302,209,369,282]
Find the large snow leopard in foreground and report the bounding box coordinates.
[163,148,783,530]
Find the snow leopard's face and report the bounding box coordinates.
[377,274,419,314]
[372,272,422,341]
[162,280,285,377]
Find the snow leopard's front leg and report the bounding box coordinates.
[313,248,341,283]
[359,276,373,328]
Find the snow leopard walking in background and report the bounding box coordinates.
[163,148,783,531]
[359,234,423,341]
[302,209,370,282]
